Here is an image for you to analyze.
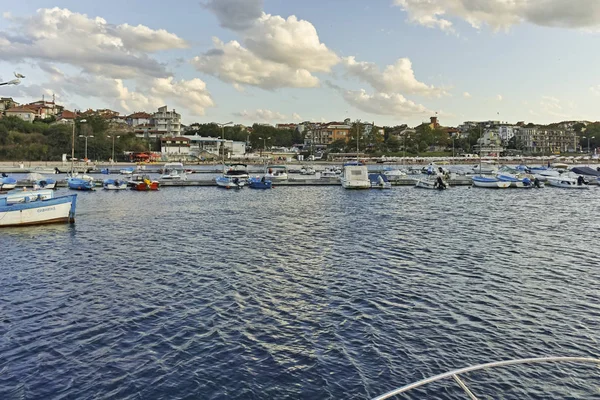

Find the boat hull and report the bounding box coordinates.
[546,178,589,189]
[216,177,245,189]
[34,179,57,190]
[472,177,511,188]
[341,180,371,189]
[415,179,448,190]
[130,182,159,191]
[248,178,273,189]
[0,195,76,227]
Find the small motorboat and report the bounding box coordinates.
[496,174,535,188]
[103,179,128,190]
[300,166,316,175]
[248,176,273,189]
[264,166,288,181]
[472,176,511,188]
[67,177,95,191]
[120,167,135,175]
[160,162,187,181]
[101,168,110,174]
[0,190,77,227]
[546,175,590,189]
[28,172,57,190]
[216,176,245,189]
[415,176,448,190]
[369,174,392,189]
[0,175,17,191]
[382,168,407,181]
[129,176,159,191]
[472,163,498,175]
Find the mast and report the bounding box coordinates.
[356,119,361,162]
[71,117,75,175]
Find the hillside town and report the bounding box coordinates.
[0,95,598,162]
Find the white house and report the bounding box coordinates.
[127,112,153,127]
[182,135,246,158]
[160,137,190,158]
[153,106,181,136]
[5,106,36,121]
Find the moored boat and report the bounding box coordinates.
[415,176,449,190]
[248,176,272,189]
[67,177,95,191]
[160,162,187,181]
[341,162,370,190]
[265,165,288,181]
[0,176,17,191]
[546,176,590,189]
[369,174,392,189]
[103,179,128,190]
[216,176,245,189]
[120,167,135,175]
[225,164,250,179]
[129,176,159,191]
[382,168,407,181]
[472,176,511,188]
[0,190,77,227]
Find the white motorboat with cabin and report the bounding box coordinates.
[160,162,187,181]
[546,175,590,189]
[382,168,407,181]
[341,162,370,190]
[264,165,288,181]
[225,164,250,179]
[300,166,316,175]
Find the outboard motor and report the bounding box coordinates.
[1,173,7,178]
[533,178,541,188]
[436,176,446,190]
[577,176,584,186]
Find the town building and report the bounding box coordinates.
[55,110,77,124]
[305,121,352,146]
[515,127,577,154]
[4,106,36,121]
[473,131,504,156]
[160,137,191,158]
[153,106,181,136]
[24,96,63,119]
[181,135,246,158]
[275,123,298,130]
[127,112,153,127]
[0,97,17,112]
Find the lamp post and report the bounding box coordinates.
[78,129,94,161]
[258,136,271,157]
[107,135,120,163]
[217,121,233,162]
[72,119,86,172]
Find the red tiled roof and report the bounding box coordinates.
[60,110,76,119]
[127,112,152,119]
[6,106,35,113]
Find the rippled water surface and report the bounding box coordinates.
[1,185,600,399]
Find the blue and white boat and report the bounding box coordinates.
[496,174,536,188]
[0,190,77,227]
[103,179,128,190]
[67,177,95,191]
[0,176,17,191]
[369,174,392,189]
[248,176,272,189]
[216,176,245,189]
[120,167,135,175]
[472,176,511,188]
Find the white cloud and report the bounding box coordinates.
[342,56,447,97]
[496,94,503,101]
[393,0,600,32]
[590,85,600,96]
[463,92,472,98]
[291,112,302,121]
[244,13,340,72]
[539,95,569,118]
[13,64,214,117]
[234,109,288,121]
[0,8,188,79]
[191,38,320,89]
[198,0,339,89]
[327,82,432,117]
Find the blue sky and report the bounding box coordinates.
[1,0,599,127]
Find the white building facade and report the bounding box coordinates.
[153,106,181,136]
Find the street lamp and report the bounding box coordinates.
[78,121,93,161]
[0,79,21,86]
[217,121,233,161]
[583,136,595,154]
[71,119,86,173]
[107,135,121,163]
[258,136,271,157]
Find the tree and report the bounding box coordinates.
[384,135,400,153]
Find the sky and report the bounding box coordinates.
[1,0,599,127]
